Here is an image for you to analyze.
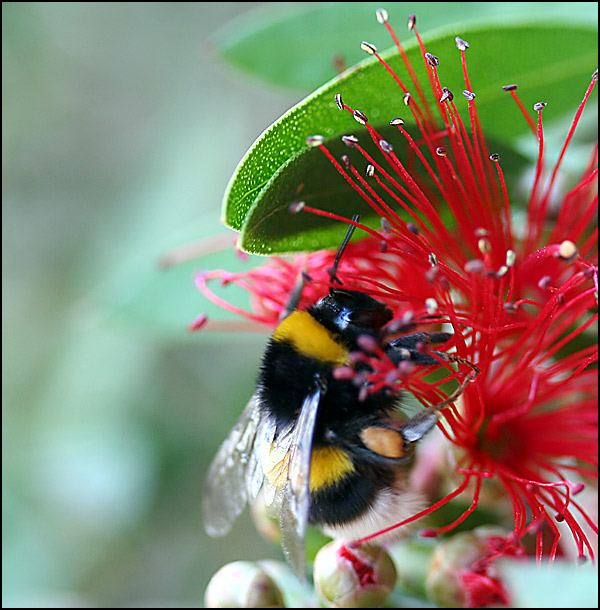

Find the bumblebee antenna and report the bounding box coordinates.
[329,214,360,288]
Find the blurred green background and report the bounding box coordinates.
[3,2,597,608]
[3,3,298,606]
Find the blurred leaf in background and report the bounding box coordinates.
[215,1,599,92]
[3,2,597,608]
[3,2,293,607]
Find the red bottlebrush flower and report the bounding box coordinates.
[197,12,598,563]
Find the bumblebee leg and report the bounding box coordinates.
[388,332,453,350]
[401,358,479,443]
[385,332,452,367]
[400,408,441,443]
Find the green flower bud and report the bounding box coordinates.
[313,540,397,608]
[251,491,283,546]
[251,492,330,564]
[425,527,513,608]
[258,560,318,607]
[204,560,285,608]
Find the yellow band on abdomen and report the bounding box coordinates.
[262,443,355,493]
[309,445,355,492]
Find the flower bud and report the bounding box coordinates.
[251,491,330,563]
[257,560,318,608]
[204,561,285,608]
[251,490,282,546]
[425,527,514,608]
[313,540,397,608]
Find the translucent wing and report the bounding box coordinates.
[204,382,324,581]
[278,381,324,580]
[203,392,272,537]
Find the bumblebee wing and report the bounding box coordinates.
[203,392,268,537]
[278,382,324,580]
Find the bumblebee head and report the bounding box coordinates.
[311,289,393,337]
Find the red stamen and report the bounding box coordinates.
[338,545,376,586]
[534,76,599,250]
[381,15,434,125]
[352,475,472,546]
[503,85,538,135]
[525,104,548,253]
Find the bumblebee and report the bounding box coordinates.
[203,223,477,579]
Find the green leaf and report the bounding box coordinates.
[215,3,599,91]
[238,133,531,255]
[223,23,597,254]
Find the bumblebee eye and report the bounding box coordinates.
[347,309,373,324]
[347,307,392,328]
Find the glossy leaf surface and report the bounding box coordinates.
[222,23,597,253]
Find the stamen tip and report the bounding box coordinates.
[357,334,381,354]
[341,134,359,148]
[440,88,454,103]
[288,200,305,214]
[188,314,208,332]
[478,237,491,254]
[464,259,485,274]
[533,102,547,112]
[334,93,344,111]
[407,14,416,31]
[538,275,552,290]
[375,8,389,24]
[361,41,378,55]
[390,117,405,126]
[557,240,578,262]
[502,84,518,92]
[425,297,438,314]
[353,109,369,125]
[455,36,470,51]
[425,52,440,68]
[305,134,324,147]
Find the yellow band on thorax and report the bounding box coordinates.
[272,310,348,364]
